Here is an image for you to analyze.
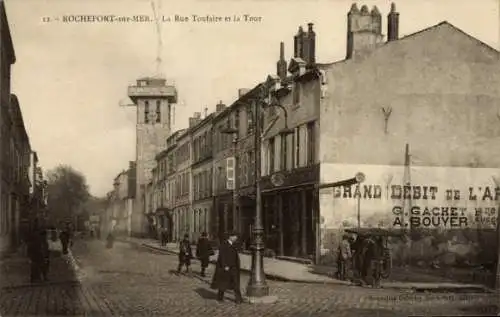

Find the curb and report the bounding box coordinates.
[123,240,494,292]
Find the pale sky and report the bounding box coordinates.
[6,0,499,197]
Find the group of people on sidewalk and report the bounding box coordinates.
[25,221,73,283]
[176,231,243,304]
[337,233,385,287]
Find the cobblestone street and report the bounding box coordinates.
[72,238,499,316]
[1,238,498,316]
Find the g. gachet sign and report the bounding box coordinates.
[319,164,499,229]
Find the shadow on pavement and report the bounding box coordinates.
[194,287,219,301]
[0,239,106,316]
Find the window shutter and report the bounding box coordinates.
[226,157,235,190]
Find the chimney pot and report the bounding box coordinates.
[349,3,360,14]
[387,2,400,41]
[216,101,226,112]
[238,88,251,98]
[307,23,314,32]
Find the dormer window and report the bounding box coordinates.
[293,82,301,105]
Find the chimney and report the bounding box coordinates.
[306,23,316,66]
[346,3,383,60]
[387,3,399,42]
[238,88,250,98]
[216,100,226,112]
[276,42,287,80]
[204,106,208,118]
[189,112,202,127]
[188,117,197,127]
[294,26,305,58]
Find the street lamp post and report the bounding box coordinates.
[245,83,293,301]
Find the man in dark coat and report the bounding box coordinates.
[177,234,192,273]
[59,226,70,255]
[196,232,213,277]
[39,230,50,281]
[27,227,49,282]
[210,232,243,304]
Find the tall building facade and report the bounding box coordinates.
[127,77,177,237]
[190,112,214,241]
[260,3,500,266]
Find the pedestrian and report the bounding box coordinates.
[177,234,192,273]
[59,227,70,255]
[106,232,115,248]
[196,232,213,277]
[337,234,352,281]
[210,232,243,304]
[160,227,167,246]
[27,225,43,283]
[39,229,50,281]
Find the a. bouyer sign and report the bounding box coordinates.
[321,164,499,229]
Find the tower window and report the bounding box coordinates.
[156,100,161,123]
[144,101,150,123]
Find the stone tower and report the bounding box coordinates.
[127,77,177,237]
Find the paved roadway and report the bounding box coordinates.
[1,238,498,316]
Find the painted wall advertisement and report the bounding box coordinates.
[319,164,499,230]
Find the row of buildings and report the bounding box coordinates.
[106,2,500,264]
[0,1,49,255]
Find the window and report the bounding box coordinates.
[307,122,315,165]
[156,100,161,123]
[144,101,150,123]
[268,137,275,173]
[247,105,254,133]
[280,135,287,171]
[235,109,240,134]
[200,173,205,199]
[293,83,300,105]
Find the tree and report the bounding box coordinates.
[46,164,90,227]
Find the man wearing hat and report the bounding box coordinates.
[210,232,243,304]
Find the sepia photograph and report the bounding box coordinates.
[0,0,499,316]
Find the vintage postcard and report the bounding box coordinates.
[0,0,499,316]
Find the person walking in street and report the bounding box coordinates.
[196,232,213,277]
[337,234,352,281]
[177,234,192,273]
[106,231,115,248]
[210,232,243,304]
[59,226,70,255]
[160,227,168,246]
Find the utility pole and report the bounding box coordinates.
[402,143,412,267]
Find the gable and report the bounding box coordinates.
[375,22,498,64]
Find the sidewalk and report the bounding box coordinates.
[119,236,493,292]
[0,249,80,289]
